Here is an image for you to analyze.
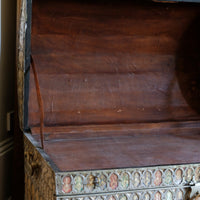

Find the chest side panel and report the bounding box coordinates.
[24,134,56,200]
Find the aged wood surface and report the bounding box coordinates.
[31,120,200,171]
[24,134,56,200]
[29,0,200,127]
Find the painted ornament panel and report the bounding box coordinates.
[74,176,84,192]
[175,169,183,184]
[110,173,118,190]
[143,171,151,187]
[154,170,162,186]
[121,173,130,189]
[133,172,140,188]
[62,176,72,194]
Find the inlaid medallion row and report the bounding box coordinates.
[57,188,187,200]
[56,164,200,195]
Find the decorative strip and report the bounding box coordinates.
[17,0,27,130]
[56,187,188,200]
[56,164,200,196]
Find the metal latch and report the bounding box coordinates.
[187,182,200,200]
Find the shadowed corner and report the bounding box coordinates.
[176,15,200,114]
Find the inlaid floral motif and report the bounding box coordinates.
[176,190,183,200]
[121,172,130,189]
[74,176,84,192]
[175,169,183,184]
[96,197,104,200]
[109,173,118,190]
[154,192,161,200]
[165,191,173,200]
[119,195,127,200]
[109,196,116,200]
[144,193,151,200]
[62,176,72,194]
[164,170,173,185]
[87,175,95,191]
[154,170,162,186]
[195,167,200,182]
[132,194,139,200]
[185,168,193,182]
[98,174,107,190]
[144,171,151,186]
[133,172,140,187]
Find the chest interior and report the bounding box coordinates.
[29,0,200,171]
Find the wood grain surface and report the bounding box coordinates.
[31,121,200,171]
[28,0,200,171]
[29,0,200,126]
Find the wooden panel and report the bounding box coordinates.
[31,121,200,171]
[29,0,200,126]
[24,134,56,200]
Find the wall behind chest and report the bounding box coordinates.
[0,0,16,199]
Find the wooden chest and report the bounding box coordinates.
[17,0,200,199]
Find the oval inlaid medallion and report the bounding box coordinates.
[175,169,183,184]
[185,168,193,182]
[154,192,161,200]
[176,190,184,200]
[87,175,95,191]
[165,191,173,200]
[109,173,118,190]
[164,170,173,185]
[121,172,130,189]
[195,167,200,182]
[109,196,116,200]
[119,195,127,200]
[144,171,151,187]
[144,193,151,200]
[62,176,72,193]
[133,194,139,200]
[154,170,162,186]
[74,176,84,192]
[133,172,140,187]
[98,174,107,190]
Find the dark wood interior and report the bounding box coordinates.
[29,0,200,171]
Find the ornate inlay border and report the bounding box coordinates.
[56,164,200,196]
[56,187,188,200]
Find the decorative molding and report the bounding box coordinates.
[0,137,13,157]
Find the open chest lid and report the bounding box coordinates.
[17,0,200,129]
[17,0,200,151]
[16,0,200,173]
